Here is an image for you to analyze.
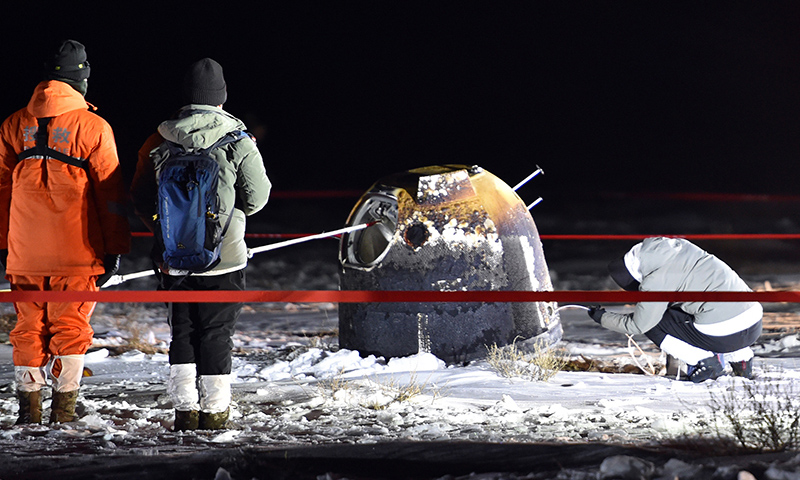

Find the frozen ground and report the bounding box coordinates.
[1,194,800,479]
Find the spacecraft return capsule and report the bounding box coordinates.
[339,164,562,364]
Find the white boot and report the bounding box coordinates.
[168,364,200,411]
[198,374,231,414]
[14,366,47,393]
[48,355,85,393]
[724,347,754,362]
[659,335,714,366]
[198,374,231,430]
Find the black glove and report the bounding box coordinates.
[96,254,121,288]
[0,249,7,269]
[588,305,606,324]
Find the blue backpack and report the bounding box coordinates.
[155,131,246,273]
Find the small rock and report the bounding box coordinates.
[215,467,232,480]
[710,465,744,480]
[660,458,701,480]
[764,465,800,480]
[599,455,655,480]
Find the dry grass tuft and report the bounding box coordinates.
[486,338,568,382]
[705,370,800,452]
[0,314,16,334]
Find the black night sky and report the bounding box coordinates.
[1,3,799,204]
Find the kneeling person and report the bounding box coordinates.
[589,237,762,383]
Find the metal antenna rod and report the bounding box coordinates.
[527,197,543,210]
[513,166,543,191]
[102,221,376,288]
[247,221,375,257]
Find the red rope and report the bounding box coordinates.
[269,190,364,199]
[539,234,800,240]
[600,192,800,202]
[130,232,800,240]
[0,290,795,304]
[237,189,800,202]
[132,232,316,239]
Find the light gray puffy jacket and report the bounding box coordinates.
[600,237,760,335]
[152,105,271,275]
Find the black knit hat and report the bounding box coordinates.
[608,256,640,291]
[45,39,90,82]
[183,58,227,106]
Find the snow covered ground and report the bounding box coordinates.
[2,304,800,479]
[1,195,800,479]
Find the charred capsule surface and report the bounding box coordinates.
[339,164,561,364]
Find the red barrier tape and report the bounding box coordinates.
[600,192,800,202]
[130,232,800,240]
[539,234,800,240]
[0,290,796,304]
[183,189,800,203]
[223,190,800,202]
[131,232,313,239]
[269,190,364,199]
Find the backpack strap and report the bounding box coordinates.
[203,130,248,154]
[211,131,247,238]
[17,117,88,170]
[210,130,246,237]
[164,130,247,157]
[219,204,235,239]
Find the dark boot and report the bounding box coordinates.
[730,358,754,379]
[174,409,199,431]
[199,408,229,430]
[16,390,42,425]
[687,354,725,383]
[49,390,79,423]
[665,354,683,379]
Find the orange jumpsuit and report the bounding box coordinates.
[0,80,130,374]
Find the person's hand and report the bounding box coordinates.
[588,305,606,324]
[96,254,121,288]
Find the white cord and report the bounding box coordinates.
[553,304,590,314]
[553,304,656,376]
[627,334,657,376]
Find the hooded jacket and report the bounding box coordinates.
[600,237,762,335]
[130,104,271,275]
[0,80,130,276]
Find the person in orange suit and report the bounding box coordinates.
[0,39,130,424]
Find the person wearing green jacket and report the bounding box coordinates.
[130,58,271,430]
[588,237,762,383]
